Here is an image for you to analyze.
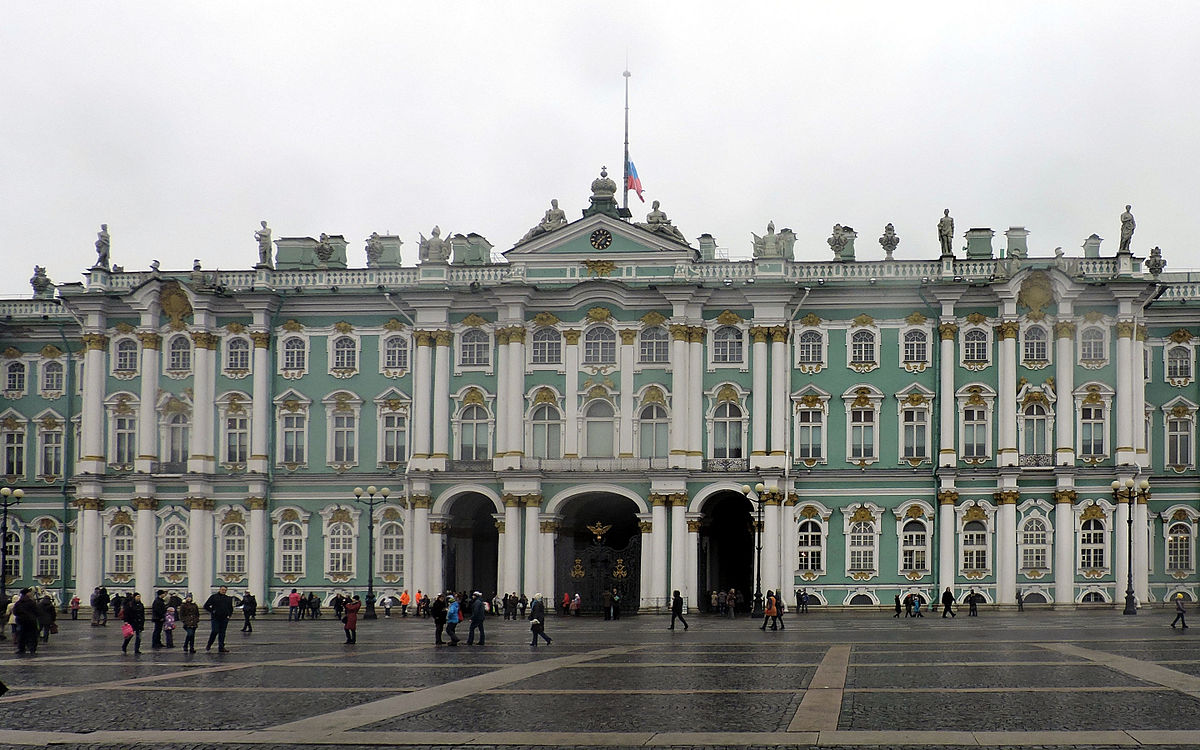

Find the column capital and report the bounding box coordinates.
[638,520,653,533]
[1053,489,1077,504]
[250,331,271,349]
[563,329,581,345]
[502,493,521,508]
[137,332,161,349]
[993,489,1020,505]
[246,496,267,510]
[619,329,637,345]
[73,497,104,511]
[415,330,436,347]
[430,520,448,533]
[1116,320,1136,339]
[522,494,544,507]
[187,496,214,511]
[82,333,109,351]
[649,492,670,507]
[508,326,526,343]
[132,496,158,511]
[1053,321,1076,339]
[686,519,702,532]
[688,326,705,344]
[939,323,959,340]
[670,324,690,341]
[190,331,220,350]
[937,489,959,505]
[770,326,788,343]
[668,491,689,507]
[494,519,505,533]
[539,520,559,533]
[750,326,770,344]
[434,330,453,347]
[995,321,1020,340]
[411,494,432,509]
[497,329,511,346]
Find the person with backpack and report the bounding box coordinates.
[774,593,786,629]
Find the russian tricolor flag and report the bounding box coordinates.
[625,159,644,202]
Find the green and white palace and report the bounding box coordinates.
[2,172,1198,612]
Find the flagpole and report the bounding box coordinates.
[623,69,631,212]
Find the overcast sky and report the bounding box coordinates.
[2,2,1197,298]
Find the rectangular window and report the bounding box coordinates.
[902,408,927,459]
[112,533,134,575]
[282,414,306,464]
[43,364,63,392]
[40,430,63,476]
[796,408,823,459]
[114,416,136,465]
[225,415,248,463]
[849,533,874,571]
[280,533,304,574]
[1022,546,1047,570]
[638,333,669,363]
[223,533,246,575]
[903,334,927,363]
[36,533,60,578]
[3,533,19,577]
[850,408,874,460]
[1080,533,1105,568]
[382,414,407,463]
[1168,418,1192,467]
[963,407,987,458]
[3,430,24,476]
[332,414,356,463]
[902,532,927,571]
[1080,405,1105,456]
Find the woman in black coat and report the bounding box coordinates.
[240,593,257,633]
[528,594,551,646]
[36,595,57,642]
[122,593,146,654]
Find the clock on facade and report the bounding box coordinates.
[589,229,613,250]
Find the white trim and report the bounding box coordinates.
[841,384,883,465]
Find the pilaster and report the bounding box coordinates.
[1053,488,1076,607]
[136,329,160,473]
[937,488,958,592]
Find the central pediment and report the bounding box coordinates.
[503,213,696,263]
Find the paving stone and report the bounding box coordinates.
[847,663,1152,689]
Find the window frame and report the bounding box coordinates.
[530,327,563,367]
[960,326,991,370]
[40,359,65,397]
[711,325,745,365]
[638,326,669,364]
[530,402,563,460]
[1077,326,1109,368]
[583,326,618,365]
[164,335,192,377]
[458,328,492,369]
[381,334,411,375]
[223,335,252,378]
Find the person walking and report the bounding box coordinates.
[669,590,689,631]
[529,593,552,646]
[13,589,40,654]
[240,592,257,633]
[800,589,810,614]
[69,595,80,620]
[1171,593,1189,629]
[466,592,487,646]
[204,585,235,652]
[96,587,110,626]
[36,593,57,643]
[941,587,957,618]
[904,593,913,617]
[179,594,200,653]
[894,594,902,618]
[445,595,461,646]
[121,592,145,654]
[151,590,168,648]
[967,589,979,616]
[308,592,321,619]
[519,593,528,618]
[760,590,778,631]
[343,595,361,643]
[431,593,447,645]
[913,596,924,617]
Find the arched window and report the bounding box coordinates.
[1021,518,1049,571]
[1168,346,1192,380]
[165,414,190,468]
[1167,523,1193,571]
[6,362,26,392]
[1021,403,1049,455]
[162,522,188,575]
[221,524,247,576]
[332,336,357,370]
[458,404,489,460]
[962,520,988,570]
[167,336,191,372]
[279,522,304,575]
[1080,518,1105,568]
[42,361,64,392]
[110,524,134,575]
[639,326,669,363]
[583,327,616,365]
[1080,328,1106,361]
[964,329,988,364]
[531,328,562,365]
[797,519,822,571]
[283,337,306,370]
[460,329,490,367]
[380,521,404,576]
[583,400,615,458]
[35,529,60,578]
[327,521,354,576]
[903,330,928,364]
[226,338,250,371]
[115,339,139,373]
[850,330,876,365]
[383,336,408,370]
[530,403,562,459]
[797,330,822,364]
[1023,325,1048,362]
[2,528,20,578]
[638,403,668,459]
[848,520,875,572]
[713,326,743,364]
[712,401,743,459]
[901,520,928,572]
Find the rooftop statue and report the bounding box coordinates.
[582,167,621,219]
[418,226,450,263]
[30,266,53,299]
[827,224,851,260]
[254,221,273,268]
[879,223,900,260]
[94,223,110,268]
[520,199,568,242]
[635,200,687,244]
[365,232,383,265]
[752,221,782,258]
[1119,204,1135,253]
[315,233,334,265]
[938,209,954,257]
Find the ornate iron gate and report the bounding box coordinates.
[556,535,640,615]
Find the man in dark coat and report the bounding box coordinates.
[529,593,551,646]
[151,590,168,648]
[203,586,235,652]
[36,594,57,642]
[941,587,957,618]
[430,593,447,645]
[466,591,487,646]
[967,588,980,616]
[96,587,110,625]
[121,592,146,654]
[13,589,40,654]
[669,590,688,631]
[240,592,257,632]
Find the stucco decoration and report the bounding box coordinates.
[1018,271,1054,317]
[159,282,192,330]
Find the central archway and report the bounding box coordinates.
[698,490,755,613]
[443,492,499,596]
[554,491,641,615]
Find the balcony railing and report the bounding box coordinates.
[703,458,749,472]
[1019,453,1053,468]
[520,457,670,472]
[446,460,493,472]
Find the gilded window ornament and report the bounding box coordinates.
[716,384,739,403]
[461,313,487,327]
[641,386,666,406]
[1083,310,1104,323]
[963,504,987,522]
[39,344,62,359]
[1081,504,1105,521]
[222,509,246,526]
[905,311,927,325]
[462,387,485,405]
[159,282,193,330]
[532,311,560,327]
[110,510,133,526]
[586,307,612,323]
[965,313,988,326]
[716,310,742,326]
[849,506,874,523]
[282,319,304,332]
[1167,328,1194,344]
[641,311,666,327]
[1017,271,1054,317]
[799,313,822,327]
[383,318,405,332]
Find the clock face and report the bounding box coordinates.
[590,228,613,250]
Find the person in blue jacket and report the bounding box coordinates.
[445,595,461,647]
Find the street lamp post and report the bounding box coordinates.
[1111,478,1149,616]
[742,482,765,619]
[1,486,24,606]
[353,485,389,620]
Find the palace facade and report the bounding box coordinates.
[2,174,1198,611]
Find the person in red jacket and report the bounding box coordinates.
[343,595,362,644]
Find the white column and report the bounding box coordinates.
[638,515,653,610]
[494,519,506,597]
[189,331,216,474]
[780,498,796,599]
[762,495,781,595]
[412,497,430,595]
[508,329,526,459]
[247,497,267,605]
[938,490,957,593]
[751,327,769,458]
[502,497,521,593]
[939,323,957,466]
[428,517,445,593]
[770,327,788,457]
[80,327,108,475]
[688,332,704,468]
[431,331,451,460]
[995,491,1017,604]
[249,332,271,474]
[522,496,540,595]
[619,330,635,456]
[669,494,687,602]
[134,498,157,595]
[997,321,1018,467]
[76,499,103,599]
[187,499,213,596]
[685,515,700,609]
[1054,321,1076,466]
[669,325,689,467]
[1054,491,1076,607]
[1134,494,1149,603]
[564,330,581,457]
[1115,498,1130,606]
[136,332,160,473]
[403,500,416,596]
[1133,327,1148,468]
[411,333,433,459]
[494,330,510,457]
[650,495,669,608]
[1115,321,1136,465]
[541,521,556,605]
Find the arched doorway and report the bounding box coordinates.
[443,493,498,596]
[554,492,641,615]
[698,490,754,613]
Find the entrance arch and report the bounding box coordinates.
[443,492,499,596]
[697,489,755,613]
[554,491,642,615]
